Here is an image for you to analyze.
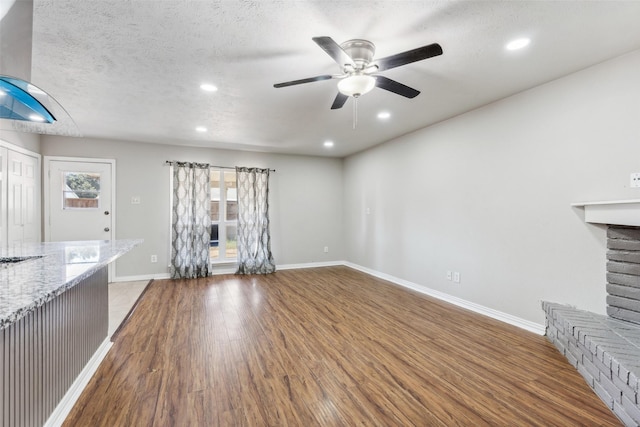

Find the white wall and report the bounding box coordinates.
[40,137,343,278]
[344,49,640,326]
[0,125,41,153]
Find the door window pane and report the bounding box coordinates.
[210,223,219,247]
[226,200,238,221]
[210,171,220,221]
[63,172,100,209]
[225,225,237,258]
[209,169,238,262]
[224,171,237,221]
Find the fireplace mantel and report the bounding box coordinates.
[572,199,640,226]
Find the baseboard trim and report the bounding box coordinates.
[277,261,344,270]
[112,273,171,282]
[112,261,543,334]
[343,262,545,335]
[114,261,345,281]
[209,265,237,275]
[115,270,237,280]
[44,338,113,427]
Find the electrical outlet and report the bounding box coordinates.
[131,196,141,204]
[453,272,461,283]
[446,271,452,280]
[150,254,158,263]
[631,173,640,188]
[324,246,329,253]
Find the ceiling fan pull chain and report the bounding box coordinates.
[353,97,357,130]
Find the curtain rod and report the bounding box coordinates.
[165,160,275,172]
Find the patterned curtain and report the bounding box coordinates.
[235,167,276,274]
[171,161,211,279]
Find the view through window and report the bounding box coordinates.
[63,171,101,209]
[210,170,237,262]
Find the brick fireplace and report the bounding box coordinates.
[607,226,640,324]
[543,219,640,426]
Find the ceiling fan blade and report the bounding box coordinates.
[375,76,420,98]
[273,75,333,88]
[330,93,349,110]
[312,36,356,68]
[375,43,443,72]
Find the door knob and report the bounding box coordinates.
[104,210,110,215]
[104,227,110,232]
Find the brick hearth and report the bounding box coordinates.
[543,301,640,426]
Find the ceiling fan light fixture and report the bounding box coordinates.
[337,75,376,97]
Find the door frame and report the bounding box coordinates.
[43,156,116,244]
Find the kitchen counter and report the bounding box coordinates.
[0,239,142,330]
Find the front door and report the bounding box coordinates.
[45,158,114,242]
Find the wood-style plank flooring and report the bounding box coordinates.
[64,266,622,426]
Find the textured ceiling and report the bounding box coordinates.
[23,0,640,157]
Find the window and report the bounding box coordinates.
[63,171,101,209]
[210,170,237,262]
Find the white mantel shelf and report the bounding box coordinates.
[571,199,640,226]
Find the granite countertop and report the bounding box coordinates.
[0,239,142,330]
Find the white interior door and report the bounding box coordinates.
[46,158,114,242]
[7,150,39,246]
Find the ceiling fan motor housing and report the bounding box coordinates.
[340,39,376,70]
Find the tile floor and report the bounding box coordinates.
[108,280,149,336]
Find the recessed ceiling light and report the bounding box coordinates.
[195,126,207,132]
[505,38,530,51]
[323,140,334,148]
[377,111,391,120]
[200,83,218,92]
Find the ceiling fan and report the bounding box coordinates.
[274,36,443,109]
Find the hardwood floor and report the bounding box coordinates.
[108,280,149,335]
[63,266,622,426]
